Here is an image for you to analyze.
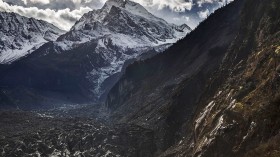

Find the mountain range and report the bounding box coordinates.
[0,0,190,109]
[0,12,65,64]
[0,0,279,156]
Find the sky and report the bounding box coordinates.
[0,0,234,30]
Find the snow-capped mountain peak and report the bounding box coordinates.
[104,0,158,21]
[0,12,65,64]
[63,0,191,48]
[53,0,192,99]
[0,0,192,103]
[71,0,157,31]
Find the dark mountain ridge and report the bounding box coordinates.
[106,0,244,151]
[105,0,280,156]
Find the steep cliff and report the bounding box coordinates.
[106,0,280,156]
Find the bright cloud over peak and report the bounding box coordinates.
[0,0,234,30]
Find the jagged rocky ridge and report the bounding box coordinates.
[105,0,280,156]
[0,12,65,64]
[0,0,190,109]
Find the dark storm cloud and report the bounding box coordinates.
[60,12,79,22]
[36,11,47,18]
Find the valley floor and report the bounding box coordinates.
[0,109,156,157]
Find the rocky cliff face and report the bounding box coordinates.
[106,0,280,156]
[0,0,190,109]
[106,0,244,152]
[0,12,65,64]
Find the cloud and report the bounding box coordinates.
[4,0,195,12]
[1,0,235,30]
[131,0,193,12]
[196,0,235,7]
[130,0,233,12]
[3,0,106,10]
[0,0,92,30]
[28,0,50,4]
[173,16,190,22]
[198,8,210,19]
